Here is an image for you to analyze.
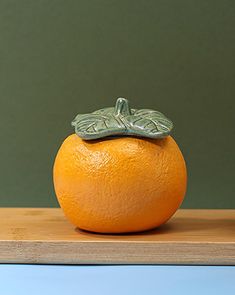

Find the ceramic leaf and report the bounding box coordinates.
[72,98,173,140]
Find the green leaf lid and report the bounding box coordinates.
[72,98,173,140]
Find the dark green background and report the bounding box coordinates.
[0,0,234,208]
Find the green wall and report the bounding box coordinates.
[0,0,234,208]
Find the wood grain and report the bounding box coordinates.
[0,208,234,265]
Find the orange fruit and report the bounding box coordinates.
[53,134,187,233]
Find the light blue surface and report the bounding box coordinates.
[0,265,234,295]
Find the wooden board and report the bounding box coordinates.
[0,208,234,265]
